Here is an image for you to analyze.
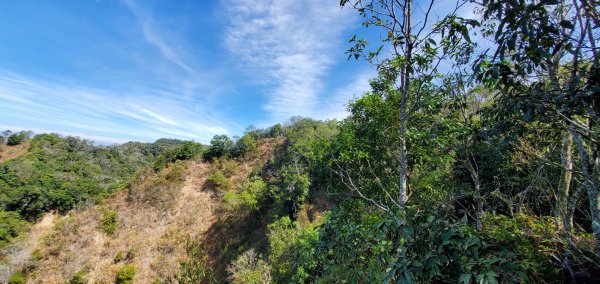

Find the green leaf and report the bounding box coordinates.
[486,273,498,284]
[459,273,471,284]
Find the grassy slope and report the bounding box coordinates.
[18,138,280,283]
[0,142,29,163]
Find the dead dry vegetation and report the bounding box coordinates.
[17,138,280,283]
[0,142,29,163]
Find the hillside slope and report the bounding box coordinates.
[15,139,279,283]
[0,142,29,163]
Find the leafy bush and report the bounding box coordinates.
[8,271,25,284]
[267,123,284,137]
[6,131,30,146]
[99,209,117,235]
[223,178,267,214]
[206,169,232,191]
[204,135,234,160]
[31,249,44,261]
[114,248,137,263]
[270,165,310,213]
[317,211,526,283]
[231,134,258,159]
[481,213,564,281]
[0,211,29,247]
[69,267,90,284]
[114,251,124,263]
[116,265,136,284]
[227,249,271,284]
[268,217,319,283]
[153,141,202,171]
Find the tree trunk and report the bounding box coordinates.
[571,129,600,260]
[474,175,483,231]
[558,132,573,228]
[558,132,574,272]
[398,0,412,208]
[591,154,600,260]
[398,123,408,207]
[465,153,482,231]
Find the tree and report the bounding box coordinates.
[476,0,600,260]
[7,131,31,146]
[340,0,478,209]
[231,134,258,159]
[204,134,234,160]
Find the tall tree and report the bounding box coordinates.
[340,0,477,209]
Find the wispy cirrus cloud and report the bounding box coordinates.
[222,0,358,122]
[0,72,231,144]
[0,124,131,145]
[122,0,195,74]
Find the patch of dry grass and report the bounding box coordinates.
[17,138,281,283]
[23,161,211,283]
[0,142,29,163]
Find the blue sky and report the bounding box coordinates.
[0,0,474,144]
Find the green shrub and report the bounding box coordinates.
[114,251,124,263]
[227,249,271,284]
[116,265,136,284]
[0,211,29,247]
[8,271,25,284]
[223,178,267,214]
[267,217,319,283]
[206,170,232,191]
[31,249,44,261]
[270,165,310,211]
[153,142,202,171]
[231,134,258,159]
[164,160,187,183]
[114,247,137,264]
[99,209,117,235]
[482,213,563,281]
[317,211,526,283]
[6,131,30,146]
[69,267,90,284]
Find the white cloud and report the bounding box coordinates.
[0,72,231,144]
[223,0,357,122]
[122,0,195,74]
[314,69,374,120]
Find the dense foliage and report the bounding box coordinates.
[179,0,599,282]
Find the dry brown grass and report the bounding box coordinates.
[4,213,56,278]
[0,142,29,163]
[25,161,214,283]
[18,138,281,284]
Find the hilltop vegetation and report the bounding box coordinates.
[0,133,194,247]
